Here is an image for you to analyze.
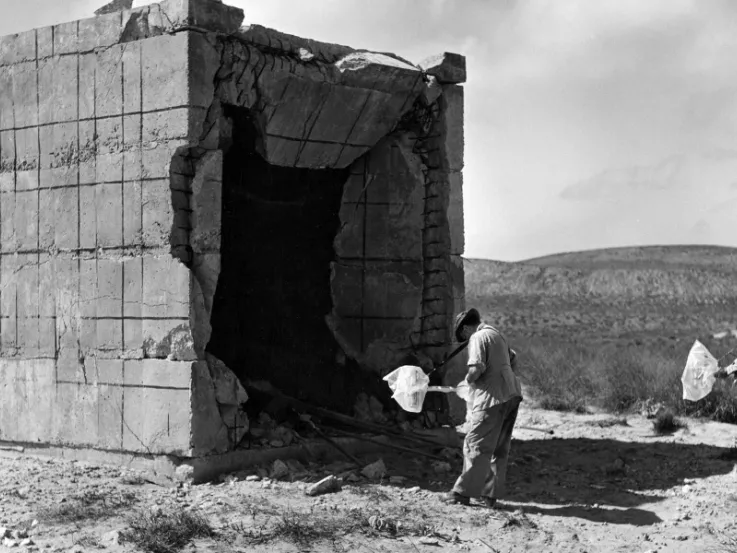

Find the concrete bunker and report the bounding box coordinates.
[0,0,466,477]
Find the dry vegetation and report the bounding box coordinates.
[465,246,737,423]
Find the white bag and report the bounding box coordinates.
[383,365,430,413]
[681,340,720,402]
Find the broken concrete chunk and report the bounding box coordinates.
[272,426,295,446]
[158,0,245,35]
[95,0,133,15]
[421,75,443,105]
[420,52,467,84]
[285,459,306,474]
[271,460,290,479]
[305,475,342,497]
[431,461,452,473]
[361,459,387,480]
[174,464,195,482]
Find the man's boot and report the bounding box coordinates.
[441,492,470,506]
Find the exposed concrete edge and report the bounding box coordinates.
[0,429,460,483]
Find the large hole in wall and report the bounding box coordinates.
[207,106,387,413]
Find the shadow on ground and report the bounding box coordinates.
[508,438,734,507]
[377,437,735,526]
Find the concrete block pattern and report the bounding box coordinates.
[362,261,423,319]
[364,203,423,260]
[78,10,124,52]
[142,256,191,319]
[0,30,36,66]
[141,34,190,112]
[11,63,38,128]
[38,56,78,124]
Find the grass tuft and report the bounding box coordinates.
[121,508,214,553]
[37,490,137,524]
[517,338,737,424]
[652,408,686,435]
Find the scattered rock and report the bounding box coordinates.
[271,460,289,479]
[361,459,387,480]
[257,412,275,427]
[174,464,194,482]
[389,476,406,484]
[440,448,461,460]
[269,440,285,448]
[285,459,306,474]
[19,538,33,547]
[305,475,342,497]
[346,473,361,483]
[0,528,8,539]
[101,530,120,545]
[272,426,295,446]
[12,530,27,540]
[419,536,440,546]
[2,538,17,548]
[245,475,261,482]
[431,461,452,473]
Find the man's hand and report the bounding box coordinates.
[509,348,518,371]
[465,364,484,384]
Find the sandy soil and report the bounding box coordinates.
[0,404,735,553]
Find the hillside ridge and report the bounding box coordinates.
[465,245,737,300]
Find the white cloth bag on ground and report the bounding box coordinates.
[681,340,720,401]
[383,365,430,413]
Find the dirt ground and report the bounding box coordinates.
[1,404,736,553]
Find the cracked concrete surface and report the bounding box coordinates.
[0,0,466,467]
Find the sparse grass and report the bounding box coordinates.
[717,532,737,553]
[121,508,214,553]
[652,408,686,434]
[517,338,737,424]
[232,503,443,548]
[590,417,629,428]
[120,473,150,486]
[73,533,102,549]
[37,490,137,524]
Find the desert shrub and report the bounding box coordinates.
[38,490,137,524]
[652,408,686,434]
[121,509,214,553]
[517,338,737,423]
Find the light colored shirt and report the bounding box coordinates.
[467,324,522,411]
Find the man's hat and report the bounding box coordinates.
[454,308,480,343]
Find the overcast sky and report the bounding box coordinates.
[2,0,737,261]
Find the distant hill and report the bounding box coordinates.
[523,245,737,271]
[465,245,737,301]
[464,245,737,344]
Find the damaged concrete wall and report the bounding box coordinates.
[330,67,467,374]
[0,0,466,457]
[0,1,248,457]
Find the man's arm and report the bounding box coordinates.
[465,363,485,384]
[465,332,487,384]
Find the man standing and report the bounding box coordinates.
[443,308,523,508]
